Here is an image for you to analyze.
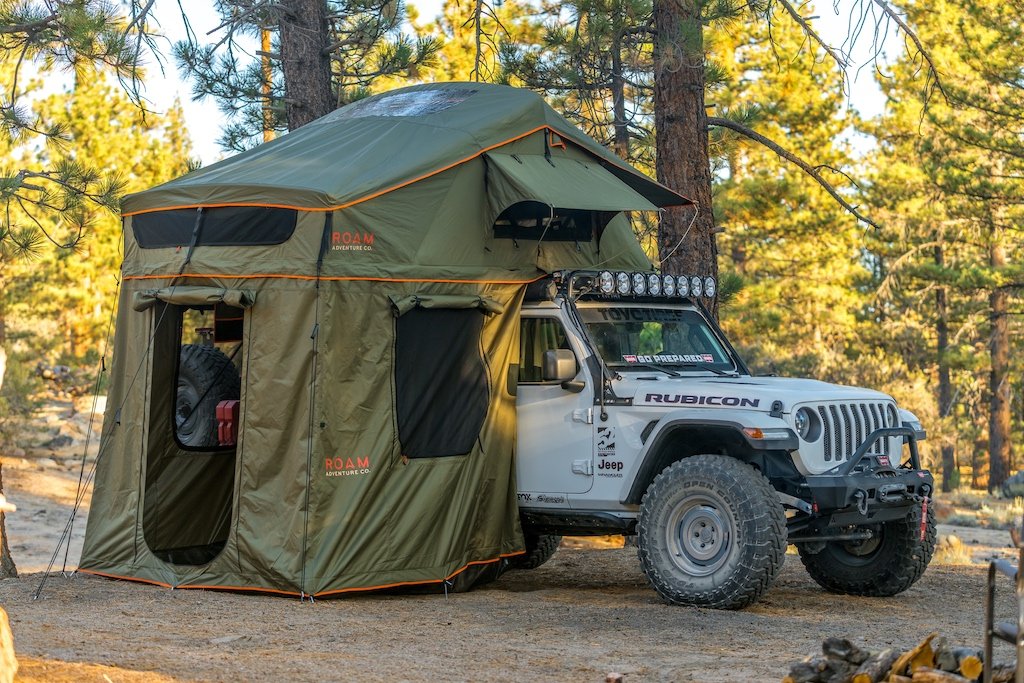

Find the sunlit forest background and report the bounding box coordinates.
[1,0,1021,493]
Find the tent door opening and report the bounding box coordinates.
[143,302,244,566]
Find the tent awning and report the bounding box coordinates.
[485,153,660,214]
[132,286,257,312]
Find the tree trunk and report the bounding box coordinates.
[989,234,1011,490]
[653,0,718,316]
[0,300,14,579]
[279,0,334,131]
[611,12,629,161]
[935,246,955,492]
[0,464,15,579]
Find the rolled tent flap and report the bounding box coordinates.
[132,286,257,312]
[389,293,505,317]
[485,153,661,215]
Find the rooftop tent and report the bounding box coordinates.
[80,82,691,597]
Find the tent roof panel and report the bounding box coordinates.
[122,83,690,215]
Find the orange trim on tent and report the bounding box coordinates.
[121,125,690,217]
[313,551,526,598]
[78,550,526,598]
[123,273,546,285]
[121,126,553,217]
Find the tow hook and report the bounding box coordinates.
[853,489,868,516]
[877,483,909,504]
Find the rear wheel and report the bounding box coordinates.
[176,344,240,448]
[637,454,787,609]
[509,533,561,570]
[798,503,935,596]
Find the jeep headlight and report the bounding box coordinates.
[794,407,820,442]
[886,404,899,427]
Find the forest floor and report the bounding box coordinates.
[0,394,1022,682]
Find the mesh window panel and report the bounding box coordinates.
[395,308,489,458]
[133,207,298,248]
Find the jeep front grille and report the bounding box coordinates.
[816,402,893,463]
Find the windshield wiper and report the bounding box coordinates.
[674,363,737,377]
[616,362,681,377]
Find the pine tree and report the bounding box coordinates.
[175,0,442,150]
[868,0,1024,489]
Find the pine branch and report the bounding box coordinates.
[772,0,849,69]
[871,0,949,102]
[707,116,881,230]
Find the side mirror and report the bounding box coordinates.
[542,349,577,383]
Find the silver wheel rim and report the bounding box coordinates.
[666,494,732,576]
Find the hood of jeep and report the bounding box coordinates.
[623,375,892,412]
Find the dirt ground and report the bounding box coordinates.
[1,396,1022,682]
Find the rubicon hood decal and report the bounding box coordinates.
[640,393,760,407]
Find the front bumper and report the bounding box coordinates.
[803,426,933,525]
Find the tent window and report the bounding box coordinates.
[395,308,489,458]
[143,302,243,566]
[132,206,298,248]
[519,318,573,383]
[494,202,614,242]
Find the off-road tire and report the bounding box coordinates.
[176,344,240,448]
[509,533,561,570]
[798,502,936,596]
[637,454,787,610]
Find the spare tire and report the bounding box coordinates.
[176,344,240,448]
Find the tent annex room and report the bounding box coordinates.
[79,82,690,597]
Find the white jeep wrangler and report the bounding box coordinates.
[510,269,935,609]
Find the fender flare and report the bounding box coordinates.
[620,417,797,504]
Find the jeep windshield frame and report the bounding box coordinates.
[575,302,743,375]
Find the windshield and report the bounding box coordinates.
[578,305,735,371]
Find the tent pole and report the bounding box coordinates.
[299,213,332,600]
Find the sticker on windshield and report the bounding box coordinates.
[623,354,715,364]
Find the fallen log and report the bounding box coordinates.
[908,667,972,682]
[889,633,938,678]
[784,655,853,683]
[822,637,870,666]
[933,640,983,678]
[851,648,900,683]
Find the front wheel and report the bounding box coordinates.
[798,503,936,596]
[637,454,787,610]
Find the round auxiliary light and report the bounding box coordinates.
[648,273,662,296]
[677,275,690,297]
[690,276,703,297]
[615,271,631,295]
[632,272,647,295]
[704,276,717,298]
[662,274,676,296]
[598,271,615,295]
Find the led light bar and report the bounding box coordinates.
[593,271,716,298]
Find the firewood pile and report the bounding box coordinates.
[783,634,1016,683]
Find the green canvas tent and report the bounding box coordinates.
[79,82,690,597]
